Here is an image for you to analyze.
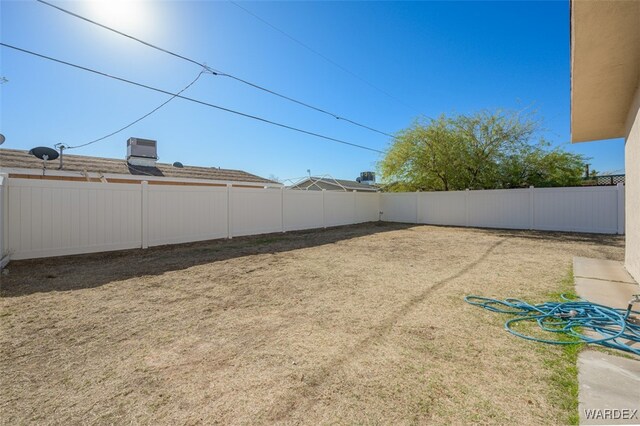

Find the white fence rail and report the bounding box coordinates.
[0,177,624,261]
[381,185,625,234]
[1,178,381,260]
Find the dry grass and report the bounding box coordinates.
[0,223,624,425]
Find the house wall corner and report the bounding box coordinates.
[624,81,640,282]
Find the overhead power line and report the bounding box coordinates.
[229,0,421,116]
[35,0,394,139]
[0,43,384,154]
[66,69,206,150]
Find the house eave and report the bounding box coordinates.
[570,0,640,143]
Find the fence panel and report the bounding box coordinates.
[2,178,623,262]
[391,186,622,234]
[533,187,619,233]
[283,190,324,231]
[380,192,417,223]
[324,191,356,227]
[147,185,228,246]
[467,188,530,229]
[418,191,467,226]
[355,192,380,223]
[6,179,141,260]
[230,187,282,237]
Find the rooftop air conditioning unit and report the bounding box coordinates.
[127,137,157,160]
[359,171,375,185]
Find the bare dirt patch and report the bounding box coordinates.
[0,223,624,424]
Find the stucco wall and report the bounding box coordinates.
[625,82,640,282]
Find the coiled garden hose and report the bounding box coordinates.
[465,294,640,356]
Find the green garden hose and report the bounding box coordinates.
[465,294,640,355]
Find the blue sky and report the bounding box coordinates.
[0,0,626,182]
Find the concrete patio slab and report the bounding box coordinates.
[574,257,639,425]
[575,277,639,309]
[574,256,636,284]
[578,350,640,425]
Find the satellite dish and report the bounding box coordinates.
[0,134,5,145]
[172,161,184,168]
[29,146,59,161]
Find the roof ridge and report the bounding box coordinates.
[0,148,277,184]
[0,148,246,173]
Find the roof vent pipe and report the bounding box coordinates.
[55,143,67,170]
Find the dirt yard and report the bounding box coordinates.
[0,223,624,424]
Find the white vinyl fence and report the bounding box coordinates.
[0,178,380,260]
[380,185,625,234]
[0,176,625,262]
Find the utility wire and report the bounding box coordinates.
[229,0,422,116]
[217,73,394,138]
[35,0,395,139]
[37,0,205,69]
[66,69,206,150]
[1,43,384,154]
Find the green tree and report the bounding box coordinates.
[380,110,587,191]
[380,115,465,191]
[497,141,586,188]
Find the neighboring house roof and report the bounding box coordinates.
[570,0,640,142]
[0,148,278,185]
[289,176,378,192]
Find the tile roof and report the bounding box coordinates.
[0,149,277,184]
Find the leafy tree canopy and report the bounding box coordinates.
[379,110,587,191]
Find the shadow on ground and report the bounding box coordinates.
[0,222,413,297]
[0,222,623,298]
[476,228,624,247]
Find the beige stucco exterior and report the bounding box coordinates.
[570,0,640,282]
[624,84,640,281]
[570,0,640,143]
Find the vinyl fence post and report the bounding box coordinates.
[322,189,327,228]
[415,190,420,224]
[227,184,232,239]
[281,187,286,233]
[353,190,357,224]
[0,173,9,268]
[465,189,470,227]
[529,185,535,230]
[141,181,149,249]
[617,182,625,235]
